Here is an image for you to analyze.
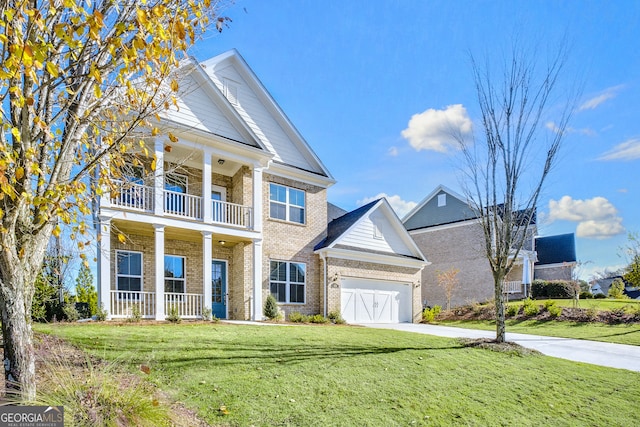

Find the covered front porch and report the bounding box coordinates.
[503,250,536,297]
[96,221,264,321]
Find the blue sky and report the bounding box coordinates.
[192,0,640,280]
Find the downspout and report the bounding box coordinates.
[320,253,327,317]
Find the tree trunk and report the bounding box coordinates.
[0,288,36,401]
[494,276,506,343]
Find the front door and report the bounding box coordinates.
[212,260,227,319]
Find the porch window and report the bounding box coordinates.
[164,255,186,294]
[116,251,142,296]
[269,261,305,304]
[269,183,305,224]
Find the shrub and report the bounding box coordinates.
[166,306,181,323]
[506,304,519,317]
[608,279,629,299]
[422,305,441,323]
[522,298,540,316]
[579,291,593,299]
[288,312,308,323]
[585,307,598,321]
[532,280,579,299]
[127,304,142,323]
[201,306,212,321]
[327,310,345,324]
[309,314,329,324]
[547,304,562,318]
[263,295,280,320]
[63,303,79,322]
[95,303,108,321]
[593,293,606,299]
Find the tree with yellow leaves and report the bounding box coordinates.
[0,0,228,400]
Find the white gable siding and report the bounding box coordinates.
[206,64,319,173]
[339,211,413,256]
[164,74,244,141]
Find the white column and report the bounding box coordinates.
[252,239,263,320]
[202,149,212,223]
[154,224,165,320]
[154,139,164,216]
[252,166,263,232]
[202,231,212,315]
[98,216,112,319]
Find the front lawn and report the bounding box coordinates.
[37,322,640,426]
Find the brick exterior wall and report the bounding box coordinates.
[411,221,495,309]
[325,258,422,323]
[261,173,327,318]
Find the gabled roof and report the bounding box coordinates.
[403,184,477,231]
[315,198,428,268]
[200,50,334,184]
[535,233,577,266]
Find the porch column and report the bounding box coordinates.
[154,224,165,320]
[202,148,213,223]
[97,216,112,319]
[522,254,531,297]
[252,166,263,232]
[154,139,164,216]
[252,239,263,320]
[202,231,212,315]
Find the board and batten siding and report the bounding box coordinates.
[206,64,319,173]
[339,212,413,256]
[165,74,244,141]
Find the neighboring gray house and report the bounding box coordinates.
[403,185,537,308]
[534,233,577,281]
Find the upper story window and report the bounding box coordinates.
[116,251,143,294]
[223,78,239,105]
[437,193,447,207]
[164,255,186,294]
[269,183,305,224]
[269,260,306,304]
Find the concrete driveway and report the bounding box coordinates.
[360,323,640,373]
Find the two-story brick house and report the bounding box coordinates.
[96,50,427,323]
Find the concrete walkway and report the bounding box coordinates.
[360,323,640,373]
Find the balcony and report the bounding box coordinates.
[110,181,253,229]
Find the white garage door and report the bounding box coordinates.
[341,278,412,323]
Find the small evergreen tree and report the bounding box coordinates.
[75,263,97,317]
[608,278,629,299]
[263,295,280,320]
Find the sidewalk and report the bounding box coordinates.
[360,323,640,372]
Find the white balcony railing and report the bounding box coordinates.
[164,292,202,319]
[110,291,156,318]
[109,182,253,229]
[503,281,523,294]
[111,182,154,212]
[212,200,253,229]
[164,189,203,220]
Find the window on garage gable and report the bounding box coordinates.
[269,260,305,304]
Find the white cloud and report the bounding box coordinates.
[597,138,640,161]
[545,122,595,136]
[358,193,416,218]
[401,104,472,153]
[548,196,624,239]
[578,85,624,111]
[387,146,398,156]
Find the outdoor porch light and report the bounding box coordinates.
[218,158,225,165]
[219,240,226,245]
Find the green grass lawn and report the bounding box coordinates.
[438,319,640,346]
[37,322,640,426]
[508,298,640,311]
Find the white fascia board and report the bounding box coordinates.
[158,122,273,167]
[377,199,428,261]
[314,247,429,269]
[102,209,262,240]
[267,161,336,188]
[408,217,481,235]
[535,262,577,269]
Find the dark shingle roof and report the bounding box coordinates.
[314,199,380,251]
[535,233,576,265]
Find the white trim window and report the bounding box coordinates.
[269,183,305,224]
[116,251,143,297]
[164,255,186,294]
[269,260,306,304]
